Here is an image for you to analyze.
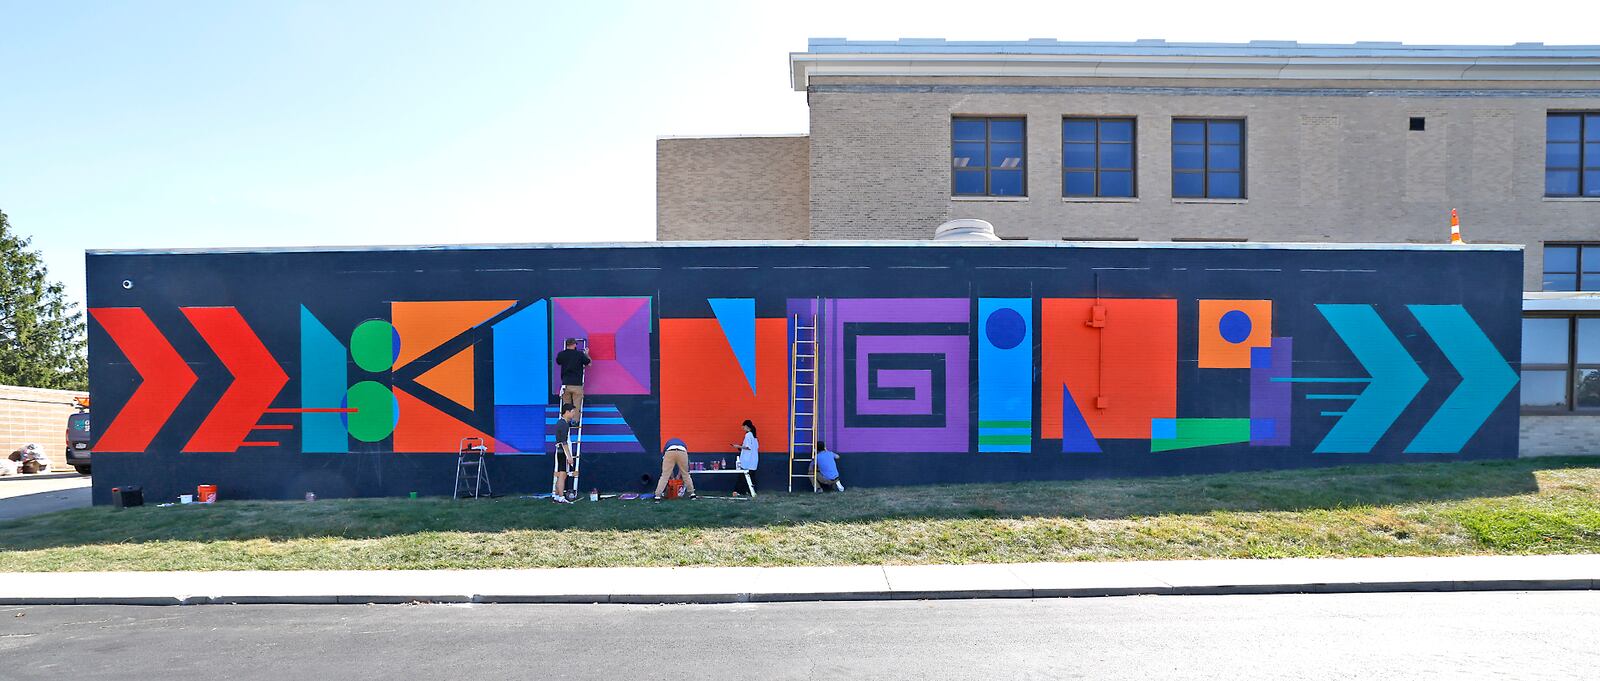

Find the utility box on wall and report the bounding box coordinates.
[85,241,1522,504]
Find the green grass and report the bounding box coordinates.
[2,457,1598,571]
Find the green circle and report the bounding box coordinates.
[345,381,396,443]
[350,320,396,373]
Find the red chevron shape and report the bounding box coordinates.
[181,307,289,452]
[89,308,197,452]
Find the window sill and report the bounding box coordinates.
[1063,197,1139,203]
[1521,409,1600,416]
[1173,198,1248,204]
[951,195,1029,203]
[1543,197,1600,202]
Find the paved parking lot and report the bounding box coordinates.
[0,472,91,522]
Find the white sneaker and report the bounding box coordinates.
[553,496,571,504]
[835,481,844,492]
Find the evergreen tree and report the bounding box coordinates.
[0,210,87,390]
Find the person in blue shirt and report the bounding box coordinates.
[813,440,843,492]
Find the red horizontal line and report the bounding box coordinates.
[264,408,357,413]
[253,424,295,431]
[238,441,280,447]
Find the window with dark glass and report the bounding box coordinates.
[1542,243,1600,291]
[1172,119,1244,199]
[1521,315,1600,412]
[1546,113,1600,197]
[952,117,1026,197]
[1063,118,1135,198]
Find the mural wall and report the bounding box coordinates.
[85,243,1523,503]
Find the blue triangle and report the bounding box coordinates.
[1061,384,1101,453]
[709,298,757,393]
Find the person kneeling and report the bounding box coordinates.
[814,441,843,492]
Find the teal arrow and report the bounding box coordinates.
[1314,305,1427,453]
[1404,305,1519,453]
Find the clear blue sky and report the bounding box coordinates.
[2,0,1592,308]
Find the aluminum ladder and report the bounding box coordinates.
[788,308,821,493]
[553,339,587,499]
[453,436,493,499]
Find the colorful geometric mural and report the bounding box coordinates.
[978,298,1032,453]
[1199,300,1272,369]
[543,404,644,453]
[492,301,549,453]
[550,297,652,395]
[659,300,788,453]
[1041,298,1178,443]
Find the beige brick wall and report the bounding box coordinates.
[1520,415,1600,457]
[805,77,1600,288]
[0,384,86,469]
[656,136,810,241]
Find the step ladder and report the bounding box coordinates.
[789,307,821,493]
[554,339,587,499]
[454,436,492,499]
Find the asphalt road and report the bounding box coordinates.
[4,591,1597,679]
[0,472,90,522]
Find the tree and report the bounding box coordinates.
[0,210,87,390]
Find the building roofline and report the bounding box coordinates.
[656,133,808,141]
[790,38,1600,90]
[87,240,1522,257]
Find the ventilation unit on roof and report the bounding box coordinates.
[934,218,1001,241]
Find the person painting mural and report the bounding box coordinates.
[554,338,590,419]
[814,440,843,492]
[731,419,759,496]
[653,438,698,502]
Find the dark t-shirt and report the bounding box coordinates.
[556,417,573,446]
[555,348,590,386]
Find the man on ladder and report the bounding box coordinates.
[555,338,591,417]
[552,402,577,503]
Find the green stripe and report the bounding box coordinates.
[978,420,1031,429]
[979,435,1032,445]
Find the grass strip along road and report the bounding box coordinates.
[1,458,1597,572]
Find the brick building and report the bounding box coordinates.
[0,384,86,471]
[657,39,1600,454]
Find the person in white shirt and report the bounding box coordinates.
[730,419,759,496]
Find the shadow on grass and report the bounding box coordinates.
[0,457,1593,552]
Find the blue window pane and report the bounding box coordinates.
[1063,120,1096,142]
[1173,121,1205,144]
[989,170,1025,196]
[1584,246,1600,273]
[1548,115,1581,142]
[954,170,986,195]
[1208,145,1240,171]
[1100,171,1134,197]
[1099,143,1133,170]
[1586,144,1600,168]
[1173,172,1205,198]
[1208,172,1242,198]
[990,119,1024,143]
[1064,171,1096,196]
[1544,273,1579,291]
[1100,120,1134,143]
[1064,143,1095,169]
[1546,245,1578,272]
[1520,370,1569,408]
[1547,142,1581,168]
[1208,120,1242,144]
[1584,277,1600,292]
[952,142,985,168]
[953,119,986,142]
[1588,115,1600,141]
[1524,317,1572,361]
[1173,143,1205,170]
[989,142,1024,169]
[1586,172,1600,196]
[1547,170,1581,196]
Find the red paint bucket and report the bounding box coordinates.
[197,484,217,503]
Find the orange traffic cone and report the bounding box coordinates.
[1450,209,1464,245]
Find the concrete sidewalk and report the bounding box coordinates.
[2,554,1597,606]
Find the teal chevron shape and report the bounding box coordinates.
[1313,304,1427,453]
[1404,305,1519,453]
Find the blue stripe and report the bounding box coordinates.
[545,417,627,424]
[1272,377,1371,383]
[978,428,1031,436]
[543,435,640,443]
[1320,411,1348,417]
[1305,394,1360,400]
[979,445,1031,453]
[545,406,620,413]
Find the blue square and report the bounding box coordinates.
[1250,418,1276,441]
[1151,418,1178,440]
[1251,346,1273,369]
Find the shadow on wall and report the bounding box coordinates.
[0,457,1584,552]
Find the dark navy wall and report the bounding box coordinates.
[84,243,1522,504]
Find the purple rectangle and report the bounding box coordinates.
[1250,337,1292,446]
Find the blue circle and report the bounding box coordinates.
[1219,310,1253,344]
[985,308,1027,350]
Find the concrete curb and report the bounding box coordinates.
[3,555,1597,606]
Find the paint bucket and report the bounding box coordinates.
[409,491,418,499]
[197,484,217,503]
[179,494,193,504]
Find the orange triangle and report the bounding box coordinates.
[393,387,496,453]
[414,346,475,410]
[391,300,514,370]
